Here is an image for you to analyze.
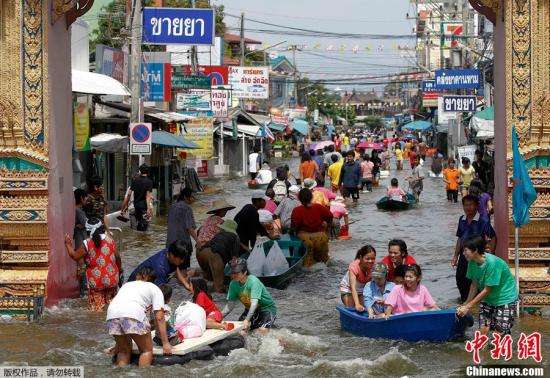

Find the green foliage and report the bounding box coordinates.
[89,1,226,53]
[363,115,383,129]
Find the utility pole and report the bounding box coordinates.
[291,44,298,107]
[240,12,245,66]
[130,0,142,124]
[190,0,199,74]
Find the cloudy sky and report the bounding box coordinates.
[215,0,417,91]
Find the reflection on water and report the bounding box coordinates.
[0,158,548,376]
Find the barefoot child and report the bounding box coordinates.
[189,277,227,330]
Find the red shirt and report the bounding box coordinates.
[291,203,333,233]
[194,291,220,316]
[381,255,417,282]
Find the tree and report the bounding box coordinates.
[89,1,226,53]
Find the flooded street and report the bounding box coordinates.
[1,158,548,377]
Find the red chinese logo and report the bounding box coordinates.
[517,332,542,363]
[465,331,543,364]
[465,331,489,364]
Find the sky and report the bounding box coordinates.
[215,0,418,92]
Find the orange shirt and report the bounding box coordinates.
[300,160,318,180]
[443,168,460,190]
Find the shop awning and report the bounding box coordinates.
[291,119,309,136]
[152,130,198,148]
[148,112,195,123]
[90,133,128,153]
[72,70,130,96]
[469,106,494,139]
[403,120,432,132]
[268,123,286,132]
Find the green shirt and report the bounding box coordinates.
[466,253,518,306]
[227,275,277,314]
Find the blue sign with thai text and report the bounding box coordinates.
[142,7,215,45]
[435,69,480,90]
[141,63,167,101]
[422,80,437,92]
[442,95,477,112]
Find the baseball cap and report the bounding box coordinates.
[371,263,388,279]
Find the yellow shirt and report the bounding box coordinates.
[343,136,350,146]
[328,160,344,186]
[395,149,403,161]
[459,166,476,187]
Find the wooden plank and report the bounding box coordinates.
[132,321,244,356]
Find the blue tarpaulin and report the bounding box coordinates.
[268,123,286,132]
[403,120,432,132]
[152,130,198,148]
[291,119,309,136]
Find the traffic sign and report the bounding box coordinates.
[130,123,152,155]
[442,95,476,112]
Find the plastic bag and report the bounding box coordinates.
[247,238,268,276]
[263,242,289,276]
[174,301,206,339]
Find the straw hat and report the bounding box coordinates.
[206,199,236,214]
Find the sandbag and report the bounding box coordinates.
[247,238,268,276]
[210,335,246,356]
[263,242,289,276]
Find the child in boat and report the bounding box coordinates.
[153,284,180,346]
[384,264,439,316]
[339,245,377,312]
[393,264,407,285]
[363,263,395,318]
[189,277,226,330]
[387,178,406,201]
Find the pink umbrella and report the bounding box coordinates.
[356,141,384,149]
[310,140,334,151]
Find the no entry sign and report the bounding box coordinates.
[130,123,152,155]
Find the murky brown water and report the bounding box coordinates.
[0,157,548,377]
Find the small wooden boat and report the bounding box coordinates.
[247,181,269,190]
[226,235,306,289]
[376,193,416,211]
[337,306,472,343]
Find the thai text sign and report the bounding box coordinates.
[435,69,480,90]
[422,92,439,108]
[172,75,211,90]
[229,66,269,99]
[211,87,231,118]
[73,101,90,151]
[176,89,211,111]
[141,62,172,101]
[130,123,152,155]
[437,97,457,123]
[422,80,437,92]
[442,95,476,112]
[142,7,215,45]
[184,117,213,159]
[178,65,229,85]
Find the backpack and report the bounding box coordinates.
[273,180,288,203]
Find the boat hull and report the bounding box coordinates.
[247,182,269,190]
[337,306,467,342]
[376,193,416,211]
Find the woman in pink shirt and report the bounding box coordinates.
[339,245,376,312]
[360,155,374,192]
[384,264,439,316]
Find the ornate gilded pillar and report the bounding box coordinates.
[471,0,550,308]
[0,0,93,319]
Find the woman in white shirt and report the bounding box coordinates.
[106,267,172,367]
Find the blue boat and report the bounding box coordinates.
[337,306,472,342]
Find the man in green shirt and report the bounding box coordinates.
[222,258,277,332]
[457,236,518,335]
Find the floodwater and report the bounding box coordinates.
[1,157,548,377]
